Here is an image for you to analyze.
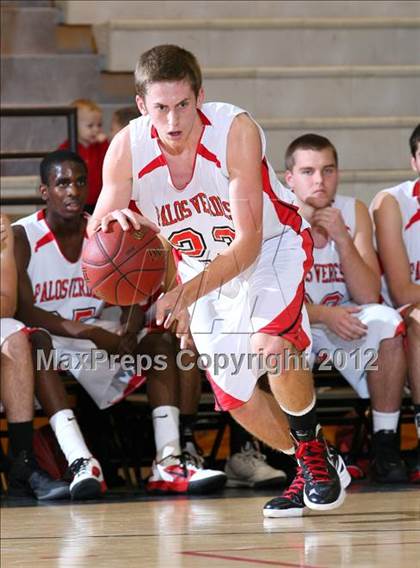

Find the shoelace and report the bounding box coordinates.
[283,467,305,499]
[295,439,331,482]
[69,457,90,476]
[181,450,204,469]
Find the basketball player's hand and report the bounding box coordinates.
[96,209,159,234]
[323,306,368,341]
[155,286,191,349]
[311,207,350,246]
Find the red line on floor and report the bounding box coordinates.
[181,551,321,567]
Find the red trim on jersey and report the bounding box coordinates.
[36,209,46,221]
[261,158,302,234]
[257,228,313,351]
[197,108,212,126]
[405,209,420,230]
[138,154,166,179]
[413,179,420,197]
[197,143,221,168]
[205,371,246,411]
[34,231,54,252]
[129,200,142,214]
[36,213,86,264]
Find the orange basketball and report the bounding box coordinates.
[82,222,166,306]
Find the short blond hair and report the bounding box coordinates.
[70,98,102,113]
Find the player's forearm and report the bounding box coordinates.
[305,303,332,325]
[15,304,101,340]
[336,238,380,304]
[183,236,262,305]
[389,282,420,308]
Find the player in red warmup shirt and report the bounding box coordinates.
[89,44,349,517]
[59,99,109,213]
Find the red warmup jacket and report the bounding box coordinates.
[59,139,109,206]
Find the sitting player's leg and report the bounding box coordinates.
[368,334,407,482]
[1,326,69,500]
[404,304,420,482]
[144,331,226,494]
[30,330,105,499]
[178,347,202,455]
[311,303,407,482]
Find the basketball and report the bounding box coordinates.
[81,221,166,306]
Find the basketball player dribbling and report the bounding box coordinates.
[89,44,348,516]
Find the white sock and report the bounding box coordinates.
[50,409,91,465]
[372,409,400,433]
[152,405,181,461]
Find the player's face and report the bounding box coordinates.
[77,108,103,146]
[41,161,88,219]
[136,80,204,150]
[285,148,338,209]
[411,142,420,176]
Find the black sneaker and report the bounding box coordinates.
[263,466,305,517]
[8,451,70,501]
[371,430,407,483]
[409,446,420,484]
[296,433,345,511]
[263,445,351,518]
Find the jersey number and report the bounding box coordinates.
[73,307,96,322]
[168,226,235,258]
[305,291,344,307]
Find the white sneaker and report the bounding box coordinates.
[225,441,287,488]
[146,452,227,494]
[69,457,106,500]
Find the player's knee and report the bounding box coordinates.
[30,329,53,354]
[378,333,404,354]
[406,305,420,338]
[1,329,29,358]
[251,333,289,357]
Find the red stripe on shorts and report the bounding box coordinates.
[205,371,246,412]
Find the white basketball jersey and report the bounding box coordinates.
[305,195,356,306]
[130,102,307,271]
[15,210,104,321]
[376,179,420,307]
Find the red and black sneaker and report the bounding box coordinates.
[263,466,305,517]
[296,433,345,511]
[263,445,351,517]
[146,452,227,494]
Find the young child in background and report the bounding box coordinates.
[110,106,139,139]
[59,99,109,214]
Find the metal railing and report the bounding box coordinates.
[1,106,78,206]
